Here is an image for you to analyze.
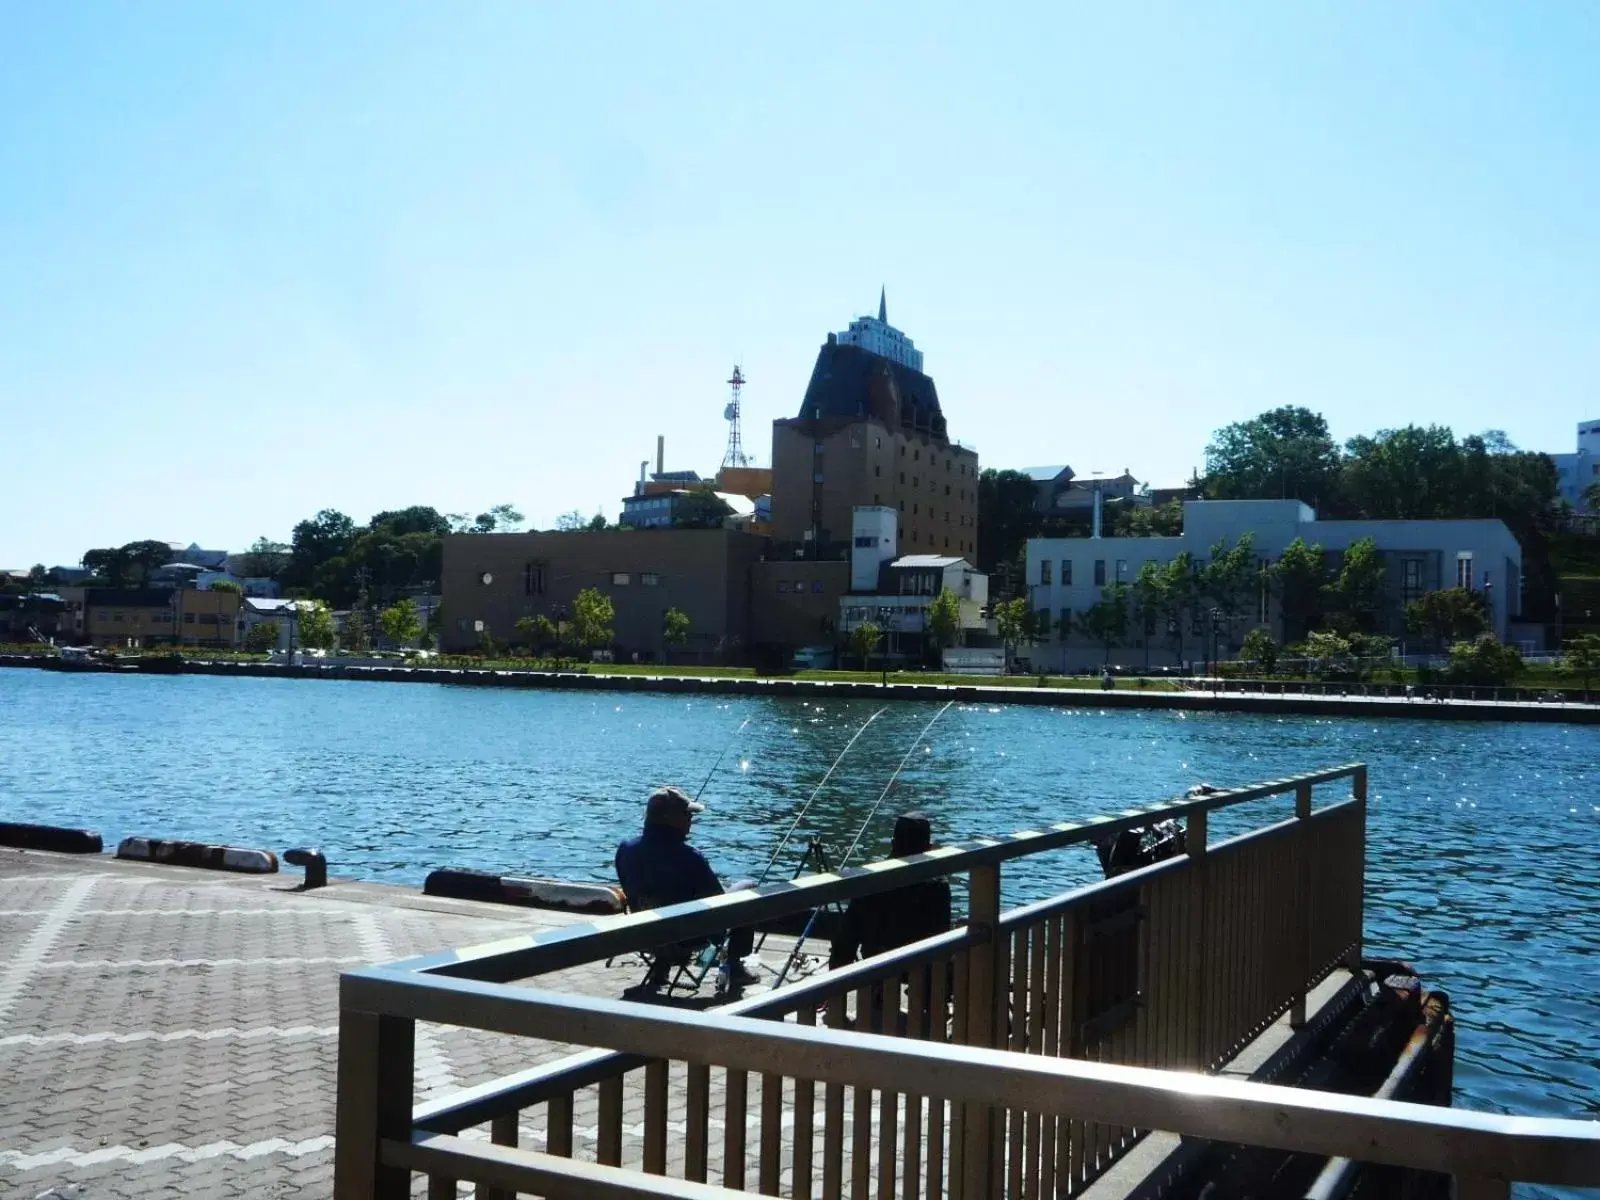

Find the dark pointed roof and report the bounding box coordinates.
[878,287,887,323]
[792,339,947,440]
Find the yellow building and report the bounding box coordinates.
[85,588,241,648]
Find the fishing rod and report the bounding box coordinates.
[755,705,888,885]
[771,699,955,988]
[692,715,752,802]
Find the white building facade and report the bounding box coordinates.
[1550,419,1600,510]
[839,506,987,659]
[834,289,924,373]
[1025,500,1523,671]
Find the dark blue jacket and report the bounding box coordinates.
[614,825,723,911]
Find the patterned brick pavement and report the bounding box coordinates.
[0,848,638,1199]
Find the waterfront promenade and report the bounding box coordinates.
[0,848,657,1198]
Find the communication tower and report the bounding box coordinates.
[721,364,751,469]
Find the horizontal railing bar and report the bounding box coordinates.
[387,1132,749,1199]
[388,766,1363,982]
[413,797,1361,1131]
[414,923,982,1131]
[353,973,1600,1187]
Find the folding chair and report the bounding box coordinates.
[608,892,729,997]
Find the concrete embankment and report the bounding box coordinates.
[4,652,1597,724]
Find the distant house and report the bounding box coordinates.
[1016,465,1150,515]
[239,597,301,650]
[85,587,241,648]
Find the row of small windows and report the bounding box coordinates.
[1039,559,1127,586]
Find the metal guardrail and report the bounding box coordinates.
[384,764,1369,984]
[336,767,1401,1197]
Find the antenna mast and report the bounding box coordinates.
[721,364,751,469]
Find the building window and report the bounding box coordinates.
[1060,607,1071,635]
[184,612,196,624]
[113,612,124,622]
[912,476,919,487]
[899,500,904,511]
[874,465,880,477]
[913,504,919,515]
[945,485,950,495]
[612,572,631,585]
[1061,560,1072,585]
[812,580,825,593]
[778,580,792,593]
[1040,559,1052,585]
[914,449,920,461]
[1456,553,1474,590]
[642,572,659,586]
[944,537,950,548]
[1402,559,1422,602]
[874,494,880,505]
[946,459,951,471]
[814,443,824,455]
[524,562,545,596]
[1094,560,1106,586]
[875,436,882,449]
[813,472,824,484]
[855,535,875,548]
[1116,559,1128,582]
[900,445,905,457]
[911,531,918,542]
[199,613,219,625]
[900,472,906,484]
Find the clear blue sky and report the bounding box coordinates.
[3,3,1596,568]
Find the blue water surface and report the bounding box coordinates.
[1,671,1595,1141]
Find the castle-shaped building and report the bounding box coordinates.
[769,291,979,558]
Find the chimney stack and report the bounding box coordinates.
[656,435,664,477]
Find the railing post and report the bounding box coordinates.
[1185,809,1208,1069]
[961,863,1002,1200]
[1348,767,1367,970]
[1290,781,1312,1028]
[333,1008,414,1200]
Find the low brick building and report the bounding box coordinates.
[439,530,768,662]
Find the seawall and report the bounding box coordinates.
[4,653,1597,724]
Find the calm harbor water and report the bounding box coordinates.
[1,670,1595,1137]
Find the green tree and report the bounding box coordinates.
[377,598,422,647]
[1161,552,1199,666]
[237,537,291,579]
[1114,499,1184,537]
[994,596,1033,668]
[1404,588,1487,649]
[208,579,243,595]
[1560,633,1600,691]
[1299,629,1353,677]
[554,510,588,532]
[663,607,691,652]
[1200,534,1259,655]
[848,620,881,669]
[1131,560,1168,670]
[1240,626,1279,675]
[588,512,609,531]
[284,510,356,591]
[927,586,962,658]
[342,606,371,655]
[1076,582,1130,665]
[976,469,1044,576]
[369,507,452,537]
[1271,537,1326,642]
[1446,634,1524,688]
[26,564,49,589]
[464,503,524,534]
[1325,537,1385,634]
[1203,406,1343,508]
[1585,482,1600,514]
[244,622,280,653]
[571,586,615,654]
[514,613,558,654]
[298,601,336,650]
[673,488,732,529]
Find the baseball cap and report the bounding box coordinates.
[645,786,706,824]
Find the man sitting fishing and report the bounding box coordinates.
[614,786,760,988]
[829,812,952,970]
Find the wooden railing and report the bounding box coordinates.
[331,767,1443,1197]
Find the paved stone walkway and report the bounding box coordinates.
[0,848,707,1199]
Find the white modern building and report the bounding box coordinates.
[839,506,987,660]
[1025,499,1523,671]
[1551,419,1600,510]
[239,597,303,651]
[833,289,924,373]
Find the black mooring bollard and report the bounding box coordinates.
[284,847,327,889]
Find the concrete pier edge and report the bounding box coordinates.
[3,653,1596,723]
